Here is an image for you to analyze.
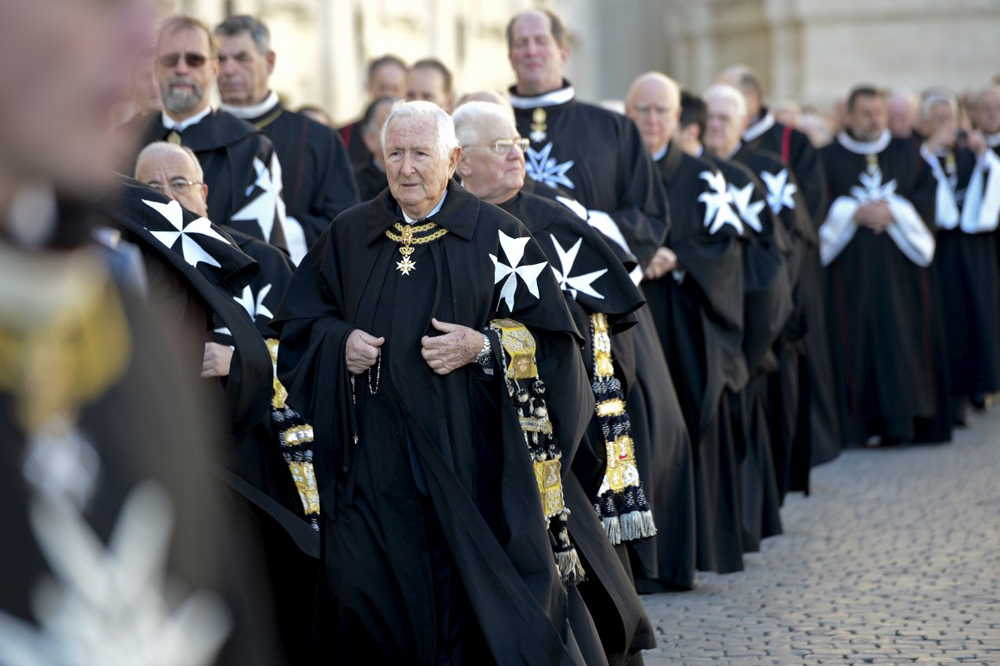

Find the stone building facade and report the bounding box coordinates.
[169,0,1000,123]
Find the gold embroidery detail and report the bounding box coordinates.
[166,131,182,145]
[591,312,615,379]
[265,338,289,409]
[531,108,548,139]
[489,318,538,379]
[534,458,565,518]
[596,398,625,418]
[0,273,130,434]
[287,460,320,516]
[384,221,450,275]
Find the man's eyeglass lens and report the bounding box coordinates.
[158,53,208,69]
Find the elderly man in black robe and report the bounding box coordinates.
[274,100,600,665]
[819,86,946,445]
[215,15,359,263]
[453,100,659,665]
[120,16,288,251]
[702,84,793,562]
[626,72,746,581]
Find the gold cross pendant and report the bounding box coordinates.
[396,245,416,275]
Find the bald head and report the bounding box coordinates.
[625,72,681,156]
[135,141,209,217]
[717,64,762,118]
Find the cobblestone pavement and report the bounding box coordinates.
[640,408,1000,665]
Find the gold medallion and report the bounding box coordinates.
[384,221,449,276]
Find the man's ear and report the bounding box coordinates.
[449,146,463,173]
[455,149,472,177]
[267,50,276,76]
[201,183,209,202]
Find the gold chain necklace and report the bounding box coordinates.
[384,221,449,276]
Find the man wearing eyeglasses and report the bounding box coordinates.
[120,15,289,253]
[216,15,359,264]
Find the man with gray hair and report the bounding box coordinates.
[274,100,600,664]
[919,90,1000,424]
[120,15,289,252]
[216,15,359,263]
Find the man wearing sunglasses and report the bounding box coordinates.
[216,15,359,264]
[121,15,289,254]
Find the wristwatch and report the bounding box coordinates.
[476,332,492,368]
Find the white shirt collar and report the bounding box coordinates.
[220,91,280,121]
[509,85,576,110]
[652,143,669,162]
[987,131,1000,149]
[401,189,448,224]
[743,109,775,142]
[836,128,892,155]
[162,106,212,132]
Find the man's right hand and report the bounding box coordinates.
[346,329,385,375]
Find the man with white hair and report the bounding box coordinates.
[818,86,944,446]
[705,83,836,508]
[454,99,660,663]
[120,15,289,251]
[702,83,793,559]
[919,91,1000,424]
[274,100,599,664]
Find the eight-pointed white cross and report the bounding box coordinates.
[142,199,230,269]
[491,230,548,312]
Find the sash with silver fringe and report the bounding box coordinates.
[590,313,656,545]
[489,318,584,585]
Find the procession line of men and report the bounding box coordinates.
[4,2,1000,665]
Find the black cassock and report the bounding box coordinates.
[274,183,601,665]
[105,181,319,663]
[510,84,693,586]
[354,158,389,202]
[497,189,657,665]
[702,153,792,559]
[0,199,280,664]
[649,146,765,574]
[732,144,818,498]
[921,145,1000,413]
[121,110,289,251]
[819,130,948,444]
[744,111,841,468]
[224,97,360,260]
[640,143,741,583]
